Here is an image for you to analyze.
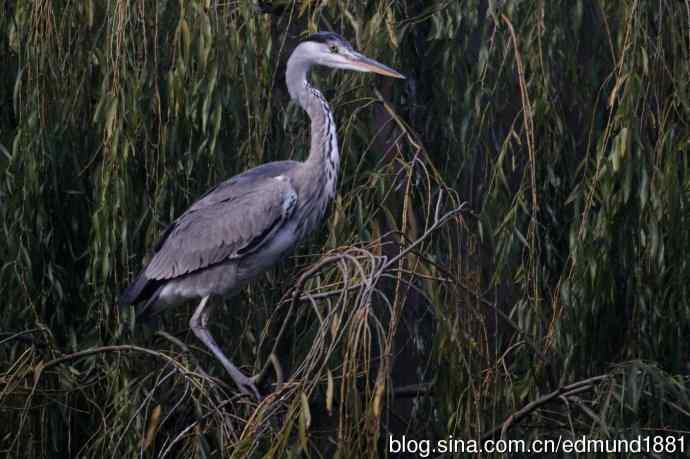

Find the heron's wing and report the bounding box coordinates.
[186,160,298,212]
[144,175,298,280]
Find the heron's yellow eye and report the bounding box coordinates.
[329,45,339,54]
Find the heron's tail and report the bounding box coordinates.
[118,272,158,307]
[118,272,169,325]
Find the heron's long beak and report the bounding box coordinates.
[349,52,405,79]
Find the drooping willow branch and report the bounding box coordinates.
[251,197,467,386]
[481,374,610,441]
[296,197,467,303]
[37,345,183,373]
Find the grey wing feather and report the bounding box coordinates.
[188,161,298,212]
[144,167,298,280]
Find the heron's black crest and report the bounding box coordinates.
[304,32,353,50]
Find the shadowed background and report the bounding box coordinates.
[1,1,689,457]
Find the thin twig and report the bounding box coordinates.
[0,328,45,347]
[38,345,187,375]
[393,382,433,398]
[481,375,610,441]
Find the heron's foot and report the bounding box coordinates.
[229,371,262,401]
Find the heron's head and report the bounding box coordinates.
[289,32,405,80]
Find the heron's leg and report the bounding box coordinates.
[189,296,261,400]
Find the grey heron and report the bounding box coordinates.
[119,32,404,399]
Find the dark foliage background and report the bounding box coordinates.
[1,1,689,457]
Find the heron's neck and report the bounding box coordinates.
[286,59,340,200]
